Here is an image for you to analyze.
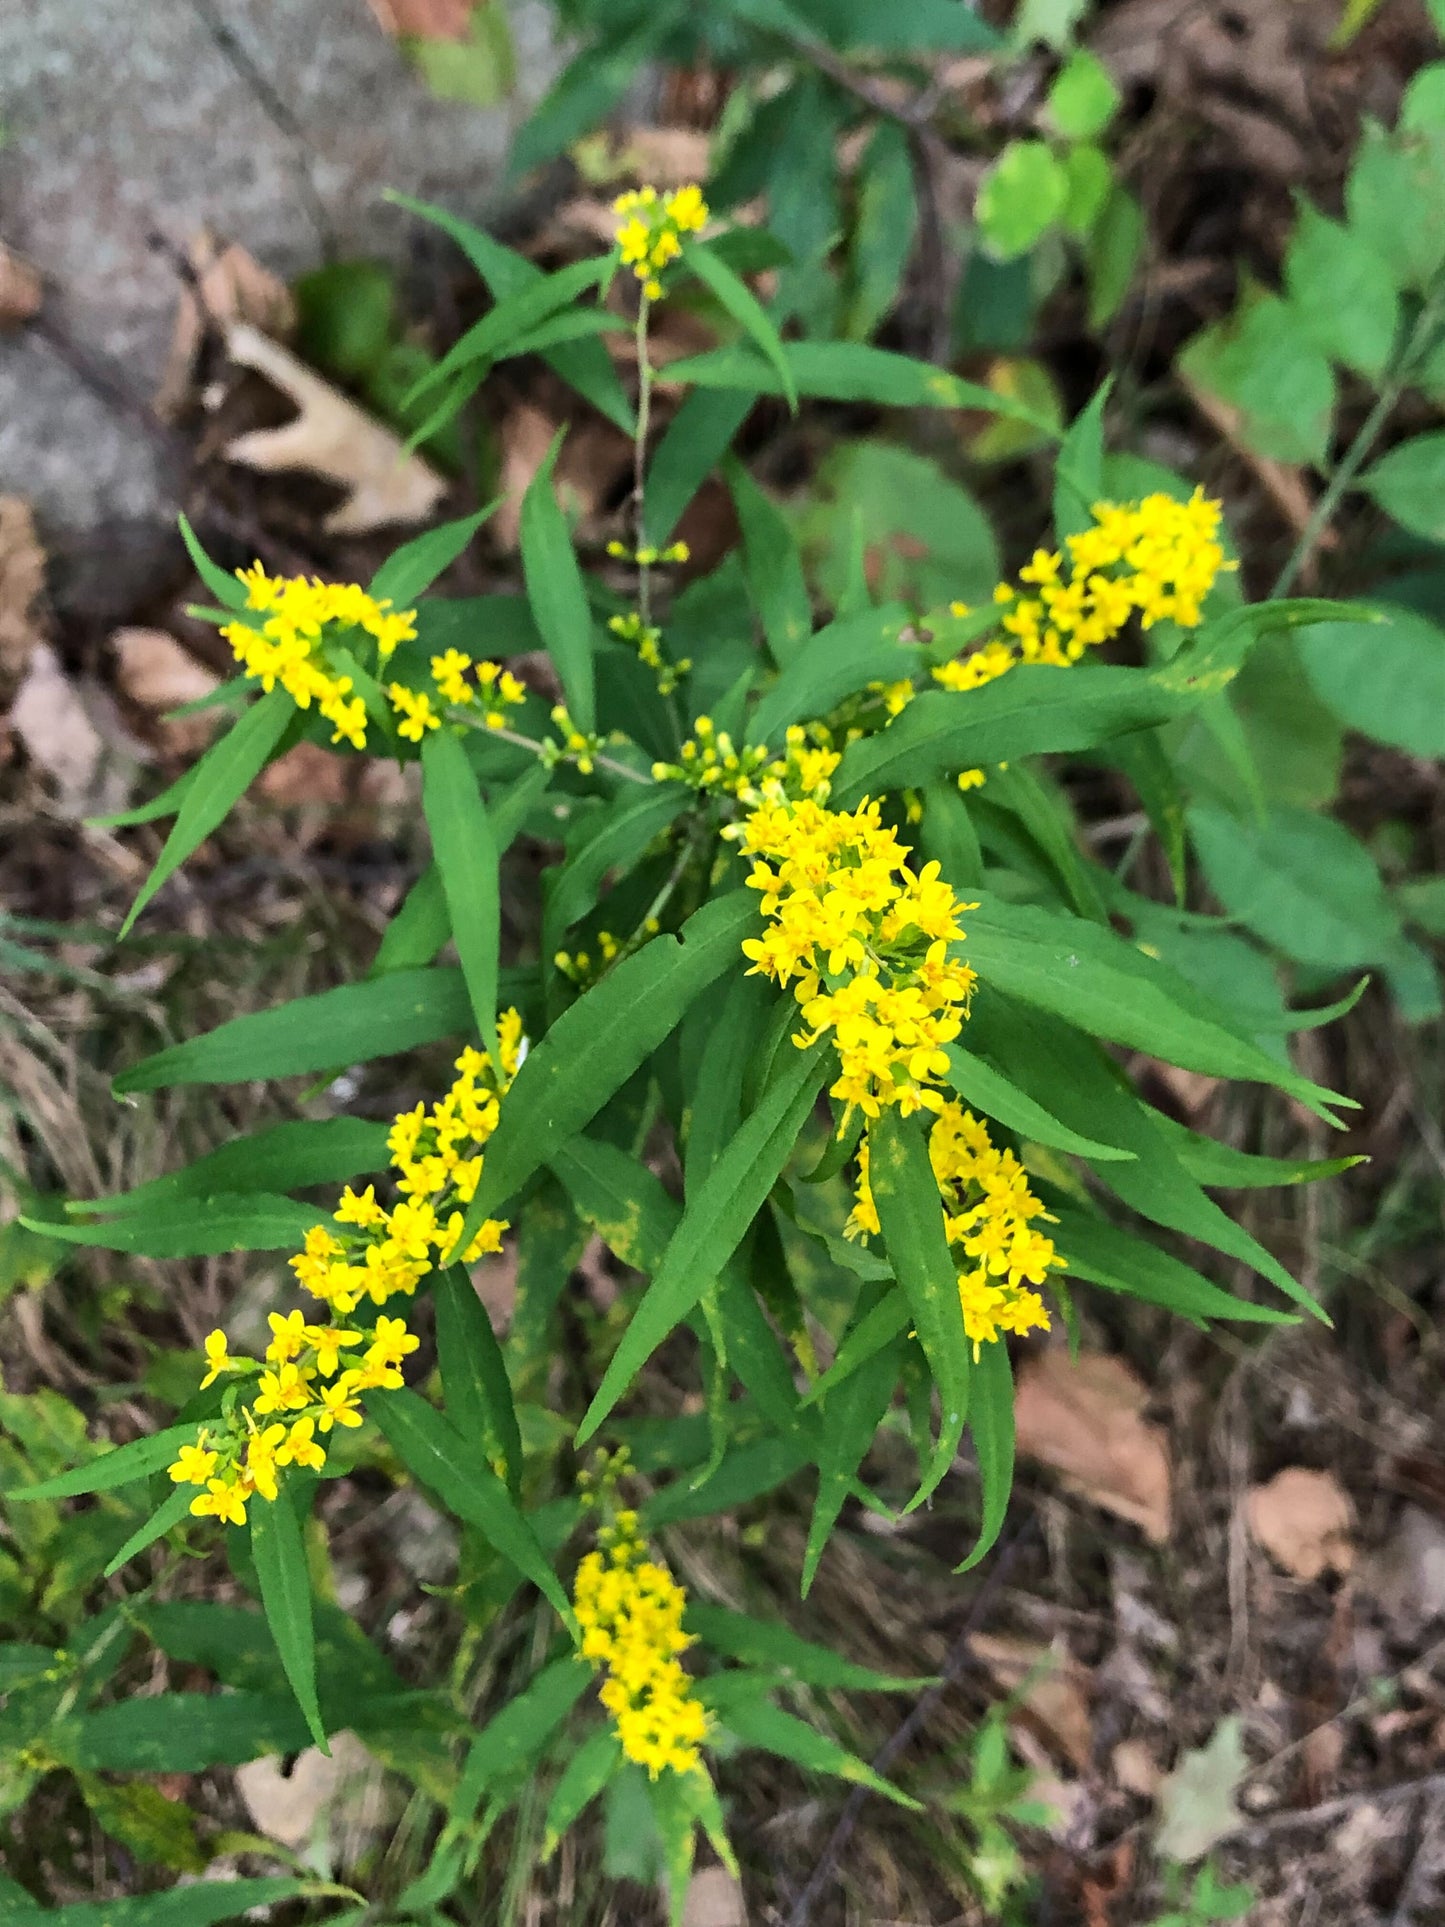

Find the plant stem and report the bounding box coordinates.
[634,292,655,628]
[448,714,654,787]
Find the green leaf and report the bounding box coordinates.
[868,1108,969,1505]
[87,763,200,830]
[831,663,1190,804]
[1046,49,1121,138]
[846,119,918,340]
[663,340,1056,428]
[295,259,395,381]
[29,1194,326,1257]
[434,1264,522,1495]
[799,1290,911,1409]
[1109,729,1187,903]
[644,390,752,548]
[405,255,608,403]
[724,455,812,669]
[103,1485,194,1578]
[577,1040,829,1443]
[508,25,660,180]
[68,1117,389,1217]
[957,1337,1014,1573]
[251,1486,327,1752]
[1188,803,1403,971]
[1085,184,1144,329]
[944,1044,1133,1161]
[0,1877,321,1927]
[977,141,1068,259]
[1359,433,1445,543]
[1049,1204,1297,1324]
[112,964,481,1091]
[10,1424,197,1501]
[1283,204,1399,379]
[1148,1113,1363,1190]
[542,1725,621,1857]
[684,239,798,411]
[119,687,292,938]
[449,1656,591,1826]
[1345,120,1445,292]
[542,784,689,967]
[369,504,497,607]
[77,1771,204,1874]
[462,891,758,1232]
[368,1387,573,1627]
[177,515,247,610]
[1053,383,1110,538]
[65,1692,315,1772]
[1297,604,1445,756]
[1060,144,1113,237]
[386,192,632,432]
[421,727,501,1065]
[718,1697,921,1809]
[521,431,596,732]
[748,605,917,745]
[374,862,450,973]
[686,1603,933,1691]
[1180,294,1335,467]
[802,1292,901,1592]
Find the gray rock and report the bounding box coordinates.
[0,0,561,536]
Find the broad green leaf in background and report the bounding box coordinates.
[521,431,596,731]
[1060,144,1113,237]
[509,22,664,179]
[68,1117,389,1217]
[251,1486,328,1752]
[577,1041,829,1443]
[1085,184,1145,329]
[725,455,813,668]
[683,239,797,411]
[446,1655,590,1829]
[957,1336,1014,1572]
[748,605,916,744]
[795,441,1000,612]
[868,1108,970,1503]
[1359,433,1445,543]
[845,120,918,341]
[1283,204,1400,380]
[119,688,292,939]
[1344,119,1445,292]
[1296,604,1445,756]
[28,1195,327,1258]
[977,141,1068,260]
[1180,293,1336,467]
[421,727,501,1066]
[64,1692,317,1772]
[369,1389,573,1627]
[644,390,753,547]
[434,1264,523,1494]
[1045,49,1121,139]
[463,891,758,1232]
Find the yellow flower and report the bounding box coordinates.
[431,649,475,706]
[200,1329,237,1389]
[254,1362,313,1415]
[168,1439,219,1487]
[265,1309,308,1364]
[277,1417,327,1471]
[317,1378,364,1432]
[244,1422,288,1503]
[611,184,709,298]
[303,1323,363,1377]
[368,1315,419,1370]
[388,683,441,742]
[189,1476,249,1527]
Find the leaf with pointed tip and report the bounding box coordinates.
[251,1486,328,1752]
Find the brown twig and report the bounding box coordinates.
[785,1515,1038,1927]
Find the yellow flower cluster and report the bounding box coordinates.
[653,717,841,816]
[429,650,528,727]
[223,565,418,750]
[613,184,708,299]
[847,1102,1059,1355]
[608,612,690,697]
[573,1510,709,1779]
[739,796,977,1122]
[542,702,604,776]
[555,927,622,983]
[387,682,440,742]
[168,1016,523,1526]
[933,490,1232,694]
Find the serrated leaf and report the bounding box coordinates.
[434,1264,522,1495]
[251,1486,327,1752]
[368,1387,573,1627]
[119,688,292,939]
[461,891,758,1236]
[522,431,596,731]
[422,726,501,1065]
[577,1040,829,1443]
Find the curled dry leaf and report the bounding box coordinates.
[223,321,446,535]
[1156,1717,1248,1863]
[1247,1466,1355,1582]
[111,628,222,756]
[235,1731,387,1851]
[971,1631,1093,1773]
[0,496,45,694]
[155,229,296,419]
[1014,1350,1172,1543]
[0,244,42,327]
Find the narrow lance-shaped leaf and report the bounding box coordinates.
[421,727,501,1067]
[944,1044,1135,1162]
[120,687,293,938]
[685,1603,936,1692]
[27,1195,327,1257]
[251,1487,328,1753]
[868,1106,971,1508]
[446,1655,591,1830]
[104,1486,194,1578]
[717,1696,922,1810]
[404,255,609,403]
[724,455,812,669]
[645,390,752,546]
[521,429,595,732]
[178,514,248,609]
[956,1337,1015,1573]
[68,1117,390,1217]
[577,1040,829,1443]
[0,1875,327,1927]
[683,239,798,411]
[803,1299,902,1595]
[434,1264,523,1496]
[542,1725,620,1858]
[1048,1203,1297,1326]
[369,502,498,607]
[10,1424,199,1502]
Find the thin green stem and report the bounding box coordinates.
[447,713,655,787]
[1271,278,1445,599]
[634,293,655,629]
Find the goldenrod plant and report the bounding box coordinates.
[12,184,1367,1921]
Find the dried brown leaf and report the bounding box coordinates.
[365,0,474,36]
[971,1632,1093,1773]
[682,1866,747,1927]
[111,628,222,756]
[235,1732,387,1850]
[156,230,296,419]
[0,245,42,327]
[1366,1504,1445,1634]
[1247,1467,1354,1582]
[223,321,446,535]
[0,496,46,695]
[1015,1350,1172,1543]
[9,643,107,814]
